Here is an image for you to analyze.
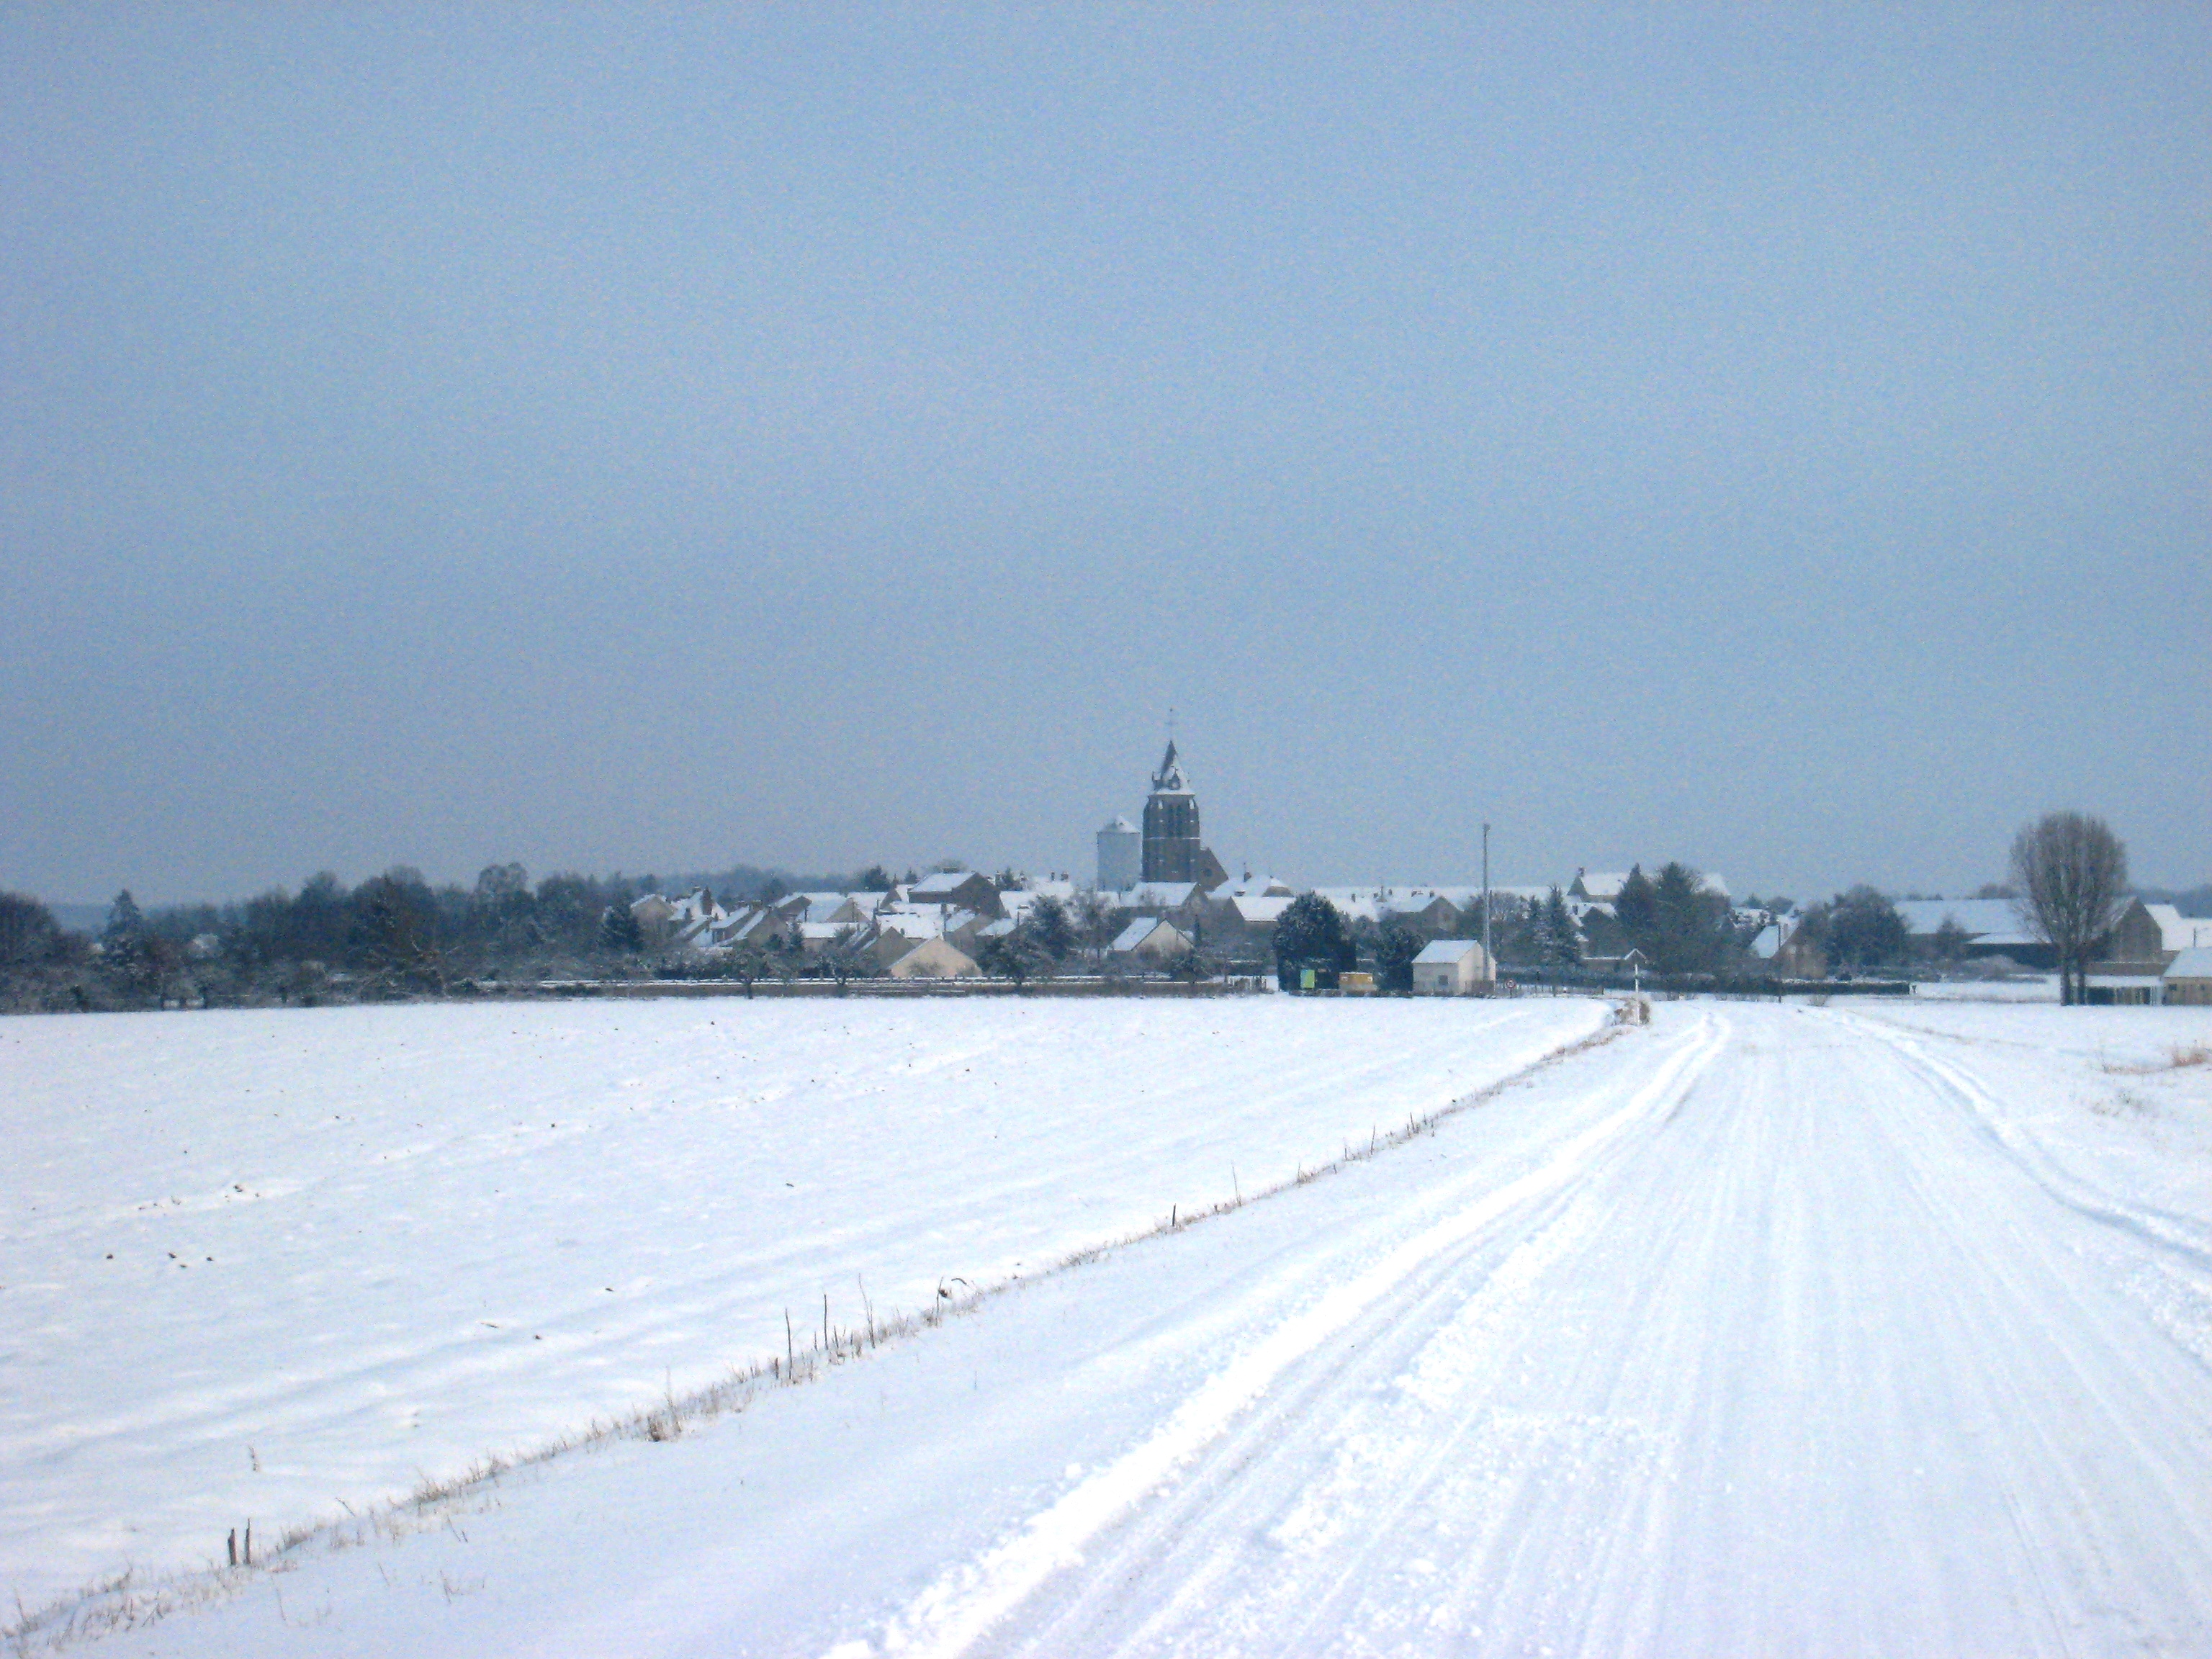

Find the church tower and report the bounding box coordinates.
[1140,740,1225,887]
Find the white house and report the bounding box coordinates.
[1412,938,1493,994]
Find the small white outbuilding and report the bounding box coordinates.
[1412,938,1493,994]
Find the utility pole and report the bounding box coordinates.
[1481,822,1493,981]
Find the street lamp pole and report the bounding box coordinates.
[1481,822,1492,984]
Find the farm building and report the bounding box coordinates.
[1412,938,1493,994]
[1893,899,2055,969]
[2164,947,2212,1007]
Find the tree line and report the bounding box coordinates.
[0,864,830,1012]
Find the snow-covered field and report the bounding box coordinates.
[12,994,2212,1655]
[0,994,1605,1619]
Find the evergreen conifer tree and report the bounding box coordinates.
[1377,917,1423,992]
[1614,866,1658,956]
[104,889,143,941]
[1543,887,1581,967]
[1027,895,1076,963]
[1653,862,1725,973]
[599,901,644,954]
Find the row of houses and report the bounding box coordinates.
[625,870,1516,984]
[632,874,1004,980]
[628,871,1213,980]
[626,863,1736,980]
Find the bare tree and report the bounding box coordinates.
[2010,811,2128,1005]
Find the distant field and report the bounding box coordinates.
[0,994,1606,1609]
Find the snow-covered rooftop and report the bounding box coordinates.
[1572,871,1632,901]
[1894,899,2036,947]
[1412,939,1483,964]
[1112,882,1200,909]
[1111,917,1165,953]
[1210,875,1295,901]
[1383,892,1458,916]
[908,871,986,899]
[2146,904,2212,953]
[873,909,945,942]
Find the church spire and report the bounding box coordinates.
[1152,739,1188,793]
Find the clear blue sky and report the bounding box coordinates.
[3,5,2205,904]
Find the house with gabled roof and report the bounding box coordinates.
[708,905,789,953]
[886,937,981,979]
[1110,916,1193,965]
[1568,870,1632,905]
[905,871,1004,920]
[1380,892,1460,935]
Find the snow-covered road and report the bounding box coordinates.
[55,997,2212,1657]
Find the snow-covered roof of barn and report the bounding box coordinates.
[1413,939,1483,964]
[2146,904,2212,953]
[1894,899,2035,946]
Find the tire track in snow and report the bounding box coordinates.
[841,1015,1730,1659]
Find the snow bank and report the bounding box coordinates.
[0,994,1603,1608]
